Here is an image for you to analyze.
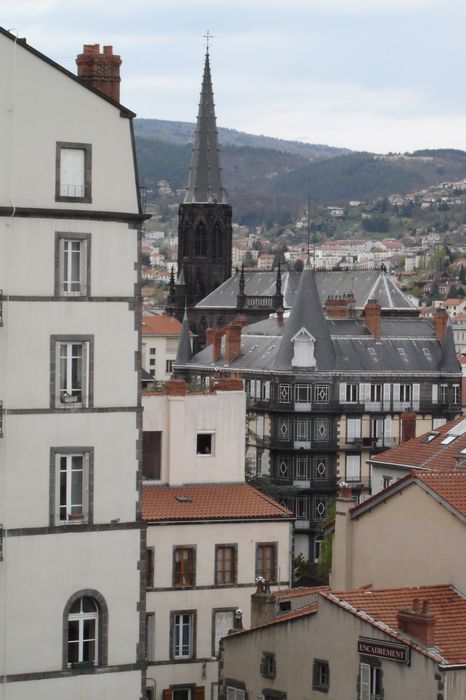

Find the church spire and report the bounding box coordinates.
[184,50,227,204]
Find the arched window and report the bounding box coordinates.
[63,590,108,668]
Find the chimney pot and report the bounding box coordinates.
[397,598,436,646]
[276,308,284,327]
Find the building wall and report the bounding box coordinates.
[220,597,444,700]
[143,391,246,485]
[142,334,180,381]
[146,519,291,700]
[331,485,466,591]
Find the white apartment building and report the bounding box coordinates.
[142,379,293,700]
[0,30,145,700]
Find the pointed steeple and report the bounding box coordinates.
[274,258,335,370]
[184,50,227,204]
[175,304,192,365]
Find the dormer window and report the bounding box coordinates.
[291,327,316,368]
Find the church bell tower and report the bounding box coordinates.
[170,48,232,319]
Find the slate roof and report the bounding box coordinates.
[184,51,227,204]
[196,269,415,311]
[371,416,466,471]
[142,482,293,522]
[323,585,466,665]
[142,315,182,336]
[175,308,192,364]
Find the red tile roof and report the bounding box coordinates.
[323,584,466,665]
[351,469,466,523]
[142,315,182,336]
[274,585,330,599]
[371,416,466,471]
[142,483,293,522]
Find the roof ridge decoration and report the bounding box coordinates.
[273,258,335,371]
[184,50,227,204]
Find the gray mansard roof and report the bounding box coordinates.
[183,318,460,375]
[196,269,415,312]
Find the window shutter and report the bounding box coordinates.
[432,384,438,403]
[80,240,87,296]
[393,383,400,402]
[256,415,264,439]
[384,416,392,437]
[359,663,371,700]
[264,381,270,400]
[255,380,261,398]
[194,687,205,700]
[383,383,391,401]
[412,383,420,408]
[82,341,90,408]
[250,380,256,398]
[83,452,90,519]
[360,383,370,402]
[339,383,347,403]
[58,238,65,292]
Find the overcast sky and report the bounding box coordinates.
[5,0,466,153]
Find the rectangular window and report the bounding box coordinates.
[56,452,89,524]
[166,360,174,374]
[215,545,236,585]
[313,537,323,563]
[55,234,90,297]
[146,548,154,588]
[143,431,161,480]
[261,652,276,679]
[173,547,195,587]
[56,142,92,202]
[278,417,290,441]
[453,384,460,405]
[196,432,214,455]
[399,384,411,402]
[314,417,329,442]
[312,496,327,521]
[278,384,292,403]
[51,336,93,409]
[346,384,359,403]
[226,689,245,700]
[440,384,448,403]
[172,612,195,659]
[256,543,277,582]
[312,659,330,692]
[345,454,361,482]
[370,384,382,402]
[296,418,311,440]
[50,446,93,527]
[256,414,264,440]
[312,456,327,480]
[359,663,382,700]
[295,456,309,479]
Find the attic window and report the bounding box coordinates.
[397,347,408,361]
[441,434,458,445]
[459,447,466,455]
[420,431,439,444]
[175,495,192,504]
[422,347,433,361]
[367,347,378,360]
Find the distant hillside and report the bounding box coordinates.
[271,150,466,204]
[134,118,349,159]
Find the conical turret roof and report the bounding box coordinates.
[274,258,335,370]
[175,307,192,365]
[184,51,227,204]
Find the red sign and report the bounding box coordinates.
[358,637,410,664]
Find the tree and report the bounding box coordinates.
[459,265,466,284]
[242,251,256,268]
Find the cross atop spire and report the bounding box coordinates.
[203,30,214,53]
[184,48,227,204]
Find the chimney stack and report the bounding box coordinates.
[401,411,417,443]
[364,299,382,340]
[251,579,276,628]
[324,293,355,318]
[433,308,448,346]
[397,598,436,646]
[225,323,242,365]
[76,44,122,103]
[276,308,284,327]
[211,329,224,363]
[205,328,214,347]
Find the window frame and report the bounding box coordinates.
[62,589,108,669]
[312,658,330,692]
[54,232,91,297]
[196,431,215,456]
[260,651,277,679]
[50,446,93,526]
[173,546,196,588]
[55,142,92,203]
[50,335,94,409]
[255,542,277,583]
[345,454,361,483]
[346,383,359,403]
[170,610,196,660]
[215,544,237,586]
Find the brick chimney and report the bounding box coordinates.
[276,308,284,327]
[76,44,122,103]
[165,379,187,396]
[212,372,244,392]
[433,308,448,346]
[364,299,382,340]
[211,329,224,363]
[225,323,242,365]
[205,328,214,347]
[324,293,355,318]
[401,411,416,443]
[397,599,436,646]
